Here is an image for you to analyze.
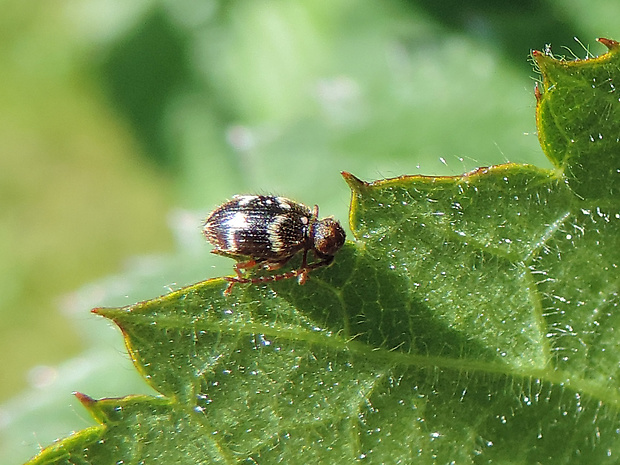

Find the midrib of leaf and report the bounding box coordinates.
[121,279,620,409]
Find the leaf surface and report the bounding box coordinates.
[27,40,620,464]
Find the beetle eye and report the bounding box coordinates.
[313,218,346,257]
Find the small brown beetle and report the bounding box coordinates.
[203,195,345,294]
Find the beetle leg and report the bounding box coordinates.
[223,279,237,296]
[301,254,334,284]
[233,259,260,278]
[262,258,290,271]
[296,248,310,284]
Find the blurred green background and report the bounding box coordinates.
[1,0,617,463]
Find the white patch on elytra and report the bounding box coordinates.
[267,215,288,252]
[235,195,255,206]
[225,211,249,229]
[224,211,249,248]
[277,197,292,210]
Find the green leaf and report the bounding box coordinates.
[535,37,620,199]
[27,40,620,464]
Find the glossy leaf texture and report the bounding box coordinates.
[27,40,620,464]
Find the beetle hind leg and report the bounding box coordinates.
[233,259,261,278]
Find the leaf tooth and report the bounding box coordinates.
[341,171,366,192]
[74,391,95,407]
[597,37,619,50]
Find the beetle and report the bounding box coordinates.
[203,195,346,295]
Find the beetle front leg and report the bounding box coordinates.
[297,249,310,285]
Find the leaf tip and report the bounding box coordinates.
[341,171,366,192]
[92,306,124,319]
[74,391,95,408]
[597,37,620,50]
[531,48,552,69]
[531,49,546,62]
